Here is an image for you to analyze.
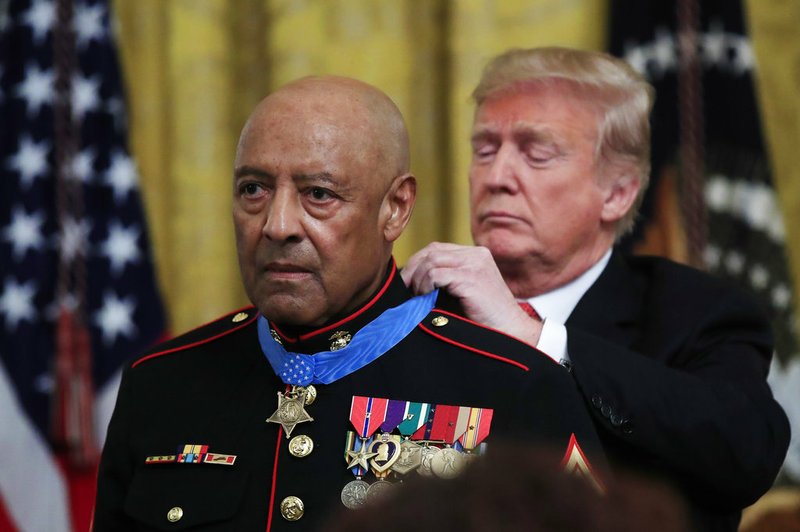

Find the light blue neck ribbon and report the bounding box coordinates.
[257,290,438,386]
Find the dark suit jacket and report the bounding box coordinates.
[566,251,790,531]
[94,264,606,531]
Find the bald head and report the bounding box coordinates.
[232,76,417,326]
[238,76,410,188]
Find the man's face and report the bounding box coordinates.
[233,93,392,326]
[469,83,614,281]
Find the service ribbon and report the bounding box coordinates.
[458,407,494,451]
[397,402,429,437]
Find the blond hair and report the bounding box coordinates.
[473,47,655,236]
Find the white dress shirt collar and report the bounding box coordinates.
[524,249,612,322]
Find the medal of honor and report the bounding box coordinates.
[266,387,314,438]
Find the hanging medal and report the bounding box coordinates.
[391,402,428,475]
[429,404,470,479]
[341,431,372,510]
[266,385,315,438]
[364,399,405,501]
[412,403,441,476]
[368,399,406,478]
[341,396,389,509]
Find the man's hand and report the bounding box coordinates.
[402,242,543,345]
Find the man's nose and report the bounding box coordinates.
[262,188,303,242]
[484,146,519,193]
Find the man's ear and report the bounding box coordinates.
[381,173,416,242]
[600,167,641,224]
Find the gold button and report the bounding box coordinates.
[431,316,449,327]
[231,312,248,323]
[288,434,314,458]
[166,506,183,522]
[280,496,304,521]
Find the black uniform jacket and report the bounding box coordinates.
[566,251,790,531]
[94,263,606,531]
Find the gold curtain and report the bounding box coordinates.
[113,0,607,332]
[746,0,800,307]
[113,0,799,337]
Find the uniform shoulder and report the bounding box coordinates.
[418,308,561,373]
[131,306,258,368]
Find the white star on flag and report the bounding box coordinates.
[71,72,101,119]
[731,36,755,75]
[3,206,46,260]
[702,20,728,67]
[15,63,54,117]
[22,0,55,44]
[74,2,106,49]
[6,135,50,189]
[104,151,138,203]
[94,291,137,345]
[652,27,676,76]
[100,221,141,276]
[0,277,38,331]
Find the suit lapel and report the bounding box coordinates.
[566,250,643,349]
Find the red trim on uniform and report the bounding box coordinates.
[431,308,540,347]
[266,426,283,532]
[131,312,258,368]
[419,323,530,372]
[270,260,398,344]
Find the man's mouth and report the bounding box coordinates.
[479,210,524,224]
[263,262,313,279]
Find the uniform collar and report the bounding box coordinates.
[268,258,412,354]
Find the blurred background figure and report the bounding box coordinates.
[327,443,691,532]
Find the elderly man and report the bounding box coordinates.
[93,76,605,531]
[403,47,790,531]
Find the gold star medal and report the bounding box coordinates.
[345,440,379,470]
[266,390,313,438]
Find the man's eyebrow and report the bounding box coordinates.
[293,172,337,185]
[470,127,499,143]
[511,123,558,145]
[234,165,272,179]
[471,124,559,146]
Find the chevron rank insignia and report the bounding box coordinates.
[561,433,604,494]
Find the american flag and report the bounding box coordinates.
[0,0,165,530]
[610,0,800,483]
